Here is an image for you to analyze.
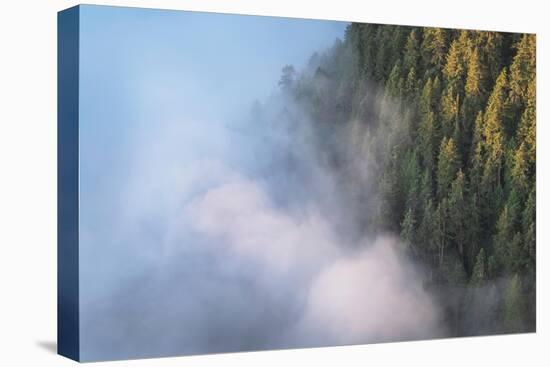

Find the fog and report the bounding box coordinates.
[78,6,444,361]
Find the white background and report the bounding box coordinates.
[0,0,547,365]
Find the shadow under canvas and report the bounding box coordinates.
[36,340,57,354]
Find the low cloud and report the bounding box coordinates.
[79,47,444,362]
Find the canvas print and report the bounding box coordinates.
[58,4,536,362]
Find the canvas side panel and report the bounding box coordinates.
[57,5,80,362]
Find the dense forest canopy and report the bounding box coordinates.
[273,23,536,335]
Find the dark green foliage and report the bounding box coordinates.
[400,207,416,252]
[283,22,535,335]
[502,274,524,332]
[471,248,486,285]
[437,137,460,199]
[403,29,421,73]
[421,28,447,76]
[444,39,466,92]
[509,34,536,110]
[448,170,468,261]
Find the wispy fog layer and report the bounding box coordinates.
[78,6,443,361]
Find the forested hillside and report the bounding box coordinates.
[279,24,536,335]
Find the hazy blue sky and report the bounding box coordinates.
[79,4,348,223]
[79,5,347,119]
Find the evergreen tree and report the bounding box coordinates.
[389,26,408,67]
[418,198,437,259]
[502,274,524,332]
[509,34,536,109]
[421,28,447,75]
[448,170,468,259]
[517,79,536,167]
[484,68,509,141]
[493,205,521,273]
[521,188,536,269]
[477,31,503,86]
[437,137,460,199]
[471,111,485,153]
[419,110,436,170]
[464,48,484,123]
[403,29,421,73]
[465,48,484,99]
[440,86,460,137]
[377,153,403,231]
[278,64,296,90]
[444,39,466,91]
[374,26,394,81]
[471,248,486,285]
[419,77,434,116]
[420,168,434,205]
[402,150,422,216]
[434,200,448,266]
[511,142,529,196]
[401,207,416,248]
[404,67,419,100]
[481,69,509,217]
[432,76,442,112]
[386,61,404,98]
